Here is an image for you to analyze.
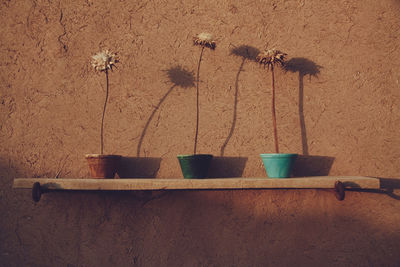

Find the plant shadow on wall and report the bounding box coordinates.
[121,66,195,178]
[284,57,322,156]
[220,45,260,157]
[207,45,260,179]
[136,65,195,157]
[284,58,334,176]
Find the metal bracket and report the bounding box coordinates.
[32,182,47,202]
[334,181,345,201]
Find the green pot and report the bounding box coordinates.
[260,153,298,178]
[177,154,213,179]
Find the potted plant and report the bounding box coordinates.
[177,33,216,179]
[85,50,121,178]
[255,49,297,178]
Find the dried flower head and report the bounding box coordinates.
[91,50,118,71]
[256,49,287,69]
[193,32,216,50]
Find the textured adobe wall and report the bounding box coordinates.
[1,0,400,266]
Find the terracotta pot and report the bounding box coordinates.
[85,154,121,178]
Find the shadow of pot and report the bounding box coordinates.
[117,157,162,178]
[292,155,335,177]
[85,154,121,178]
[260,153,298,178]
[177,154,213,179]
[208,156,248,178]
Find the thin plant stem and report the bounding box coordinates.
[271,65,279,153]
[194,46,205,155]
[100,68,109,155]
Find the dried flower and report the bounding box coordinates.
[192,32,215,154]
[90,49,119,154]
[91,50,118,71]
[193,32,216,50]
[256,49,287,69]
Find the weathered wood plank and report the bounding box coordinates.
[13,176,380,190]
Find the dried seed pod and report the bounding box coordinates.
[193,32,216,50]
[256,49,286,69]
[91,50,118,71]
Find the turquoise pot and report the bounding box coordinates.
[260,153,298,178]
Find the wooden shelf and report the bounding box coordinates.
[13,176,380,191]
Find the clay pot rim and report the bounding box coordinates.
[85,154,122,159]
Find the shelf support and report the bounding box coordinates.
[13,177,380,203]
[334,181,345,201]
[32,182,47,202]
[25,181,356,202]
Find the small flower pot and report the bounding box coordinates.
[85,154,121,178]
[260,153,298,178]
[177,154,213,179]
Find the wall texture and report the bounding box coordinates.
[1,0,400,266]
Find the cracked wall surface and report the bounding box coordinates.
[1,0,400,266]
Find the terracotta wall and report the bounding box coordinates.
[1,0,400,266]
